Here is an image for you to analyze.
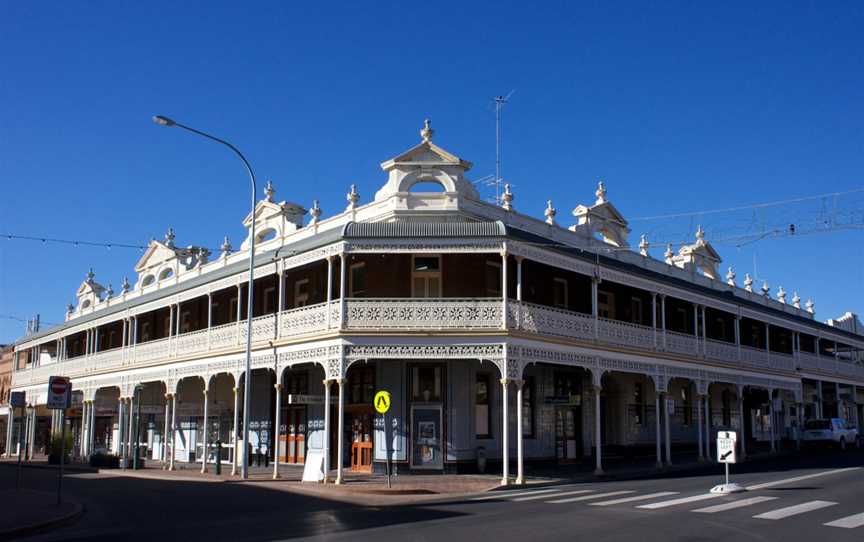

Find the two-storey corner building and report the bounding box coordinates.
[0,345,12,456]
[6,121,864,482]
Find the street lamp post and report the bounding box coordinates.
[153,115,257,479]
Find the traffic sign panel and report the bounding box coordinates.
[10,391,25,408]
[374,390,391,414]
[717,430,737,464]
[47,376,71,410]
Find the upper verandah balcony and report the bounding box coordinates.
[13,249,864,388]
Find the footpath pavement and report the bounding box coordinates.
[0,489,84,540]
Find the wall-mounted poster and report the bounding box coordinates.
[410,405,443,470]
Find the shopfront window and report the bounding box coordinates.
[349,365,375,405]
[411,366,442,402]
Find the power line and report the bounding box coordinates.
[1,233,225,254]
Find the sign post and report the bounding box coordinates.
[710,430,746,494]
[47,377,72,506]
[373,390,392,489]
[11,391,25,491]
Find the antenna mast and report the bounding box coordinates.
[493,91,515,204]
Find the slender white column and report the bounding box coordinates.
[236,285,243,345]
[323,380,332,483]
[335,379,345,484]
[207,293,213,350]
[735,316,741,360]
[501,251,508,330]
[660,294,667,349]
[338,255,346,329]
[700,305,707,357]
[704,393,712,461]
[201,387,209,473]
[163,394,171,469]
[326,256,334,328]
[654,390,662,468]
[80,402,88,457]
[816,381,824,418]
[591,278,599,340]
[594,385,603,475]
[5,409,13,457]
[663,392,672,466]
[276,269,284,339]
[515,379,524,484]
[118,398,126,462]
[501,378,510,484]
[231,386,240,476]
[738,388,747,460]
[697,393,704,461]
[272,383,282,479]
[765,324,771,354]
[127,397,135,465]
[28,408,36,458]
[169,394,177,471]
[88,399,96,457]
[651,294,658,349]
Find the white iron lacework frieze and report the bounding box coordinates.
[282,243,345,271]
[326,357,343,380]
[343,344,504,361]
[509,242,597,278]
[696,380,710,396]
[345,240,502,254]
[516,346,597,371]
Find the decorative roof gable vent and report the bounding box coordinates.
[570,181,631,248]
[240,180,307,249]
[671,225,722,280]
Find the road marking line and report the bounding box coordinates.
[637,493,721,509]
[548,490,635,504]
[590,492,679,506]
[513,490,594,502]
[745,467,861,491]
[692,496,779,514]
[471,488,563,501]
[824,512,864,529]
[753,500,837,520]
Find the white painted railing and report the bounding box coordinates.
[209,321,239,350]
[513,301,595,341]
[597,317,654,350]
[769,352,795,371]
[280,301,337,337]
[797,352,819,371]
[740,345,770,369]
[705,338,738,362]
[343,298,502,330]
[664,330,699,356]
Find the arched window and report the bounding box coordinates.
[158,268,174,281]
[409,180,446,192]
[81,299,91,309]
[256,228,277,243]
[142,275,156,287]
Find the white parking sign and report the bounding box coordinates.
[47,376,72,410]
[717,430,737,464]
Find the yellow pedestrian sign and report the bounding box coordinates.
[374,390,391,414]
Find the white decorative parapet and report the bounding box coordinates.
[705,338,738,363]
[209,321,239,350]
[797,351,819,371]
[174,328,209,358]
[513,301,595,341]
[769,352,795,371]
[280,301,337,337]
[344,298,502,330]
[238,313,278,343]
[597,317,654,350]
[134,336,171,364]
[664,330,699,356]
[740,345,770,369]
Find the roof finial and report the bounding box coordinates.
[664,243,674,264]
[726,266,736,287]
[164,227,176,248]
[86,268,95,283]
[264,180,276,202]
[121,276,131,294]
[595,181,607,205]
[310,200,322,225]
[501,183,514,211]
[346,184,360,211]
[66,302,75,315]
[743,273,753,292]
[792,291,801,309]
[220,235,232,257]
[695,225,705,242]
[544,200,556,225]
[420,118,434,142]
[805,298,815,314]
[761,280,771,297]
[106,283,114,299]
[638,234,649,257]
[777,286,787,304]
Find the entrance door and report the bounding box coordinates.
[555,407,581,463]
[280,407,306,464]
[350,412,373,472]
[410,405,443,470]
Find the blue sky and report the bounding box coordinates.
[1,1,863,343]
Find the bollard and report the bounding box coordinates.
[214,440,222,476]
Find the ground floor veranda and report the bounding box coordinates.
[5,338,862,483]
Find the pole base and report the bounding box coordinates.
[593,468,604,476]
[500,478,510,486]
[515,476,524,485]
[710,483,746,494]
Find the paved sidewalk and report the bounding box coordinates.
[0,489,84,539]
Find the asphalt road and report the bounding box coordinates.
[7,449,864,542]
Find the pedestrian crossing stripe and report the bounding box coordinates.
[824,512,864,529]
[692,496,779,514]
[590,492,678,506]
[753,501,837,520]
[637,493,721,509]
[548,490,635,504]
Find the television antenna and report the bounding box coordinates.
[492,90,515,205]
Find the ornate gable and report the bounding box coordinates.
[672,226,722,280]
[374,119,480,203]
[571,182,631,248]
[240,181,307,249]
[74,269,106,312]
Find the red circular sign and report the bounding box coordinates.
[51,378,68,395]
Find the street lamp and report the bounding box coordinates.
[152,115,257,479]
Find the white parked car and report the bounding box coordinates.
[801,418,859,449]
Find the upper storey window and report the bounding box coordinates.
[349,262,367,298]
[485,261,501,297]
[412,256,441,298]
[142,275,156,287]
